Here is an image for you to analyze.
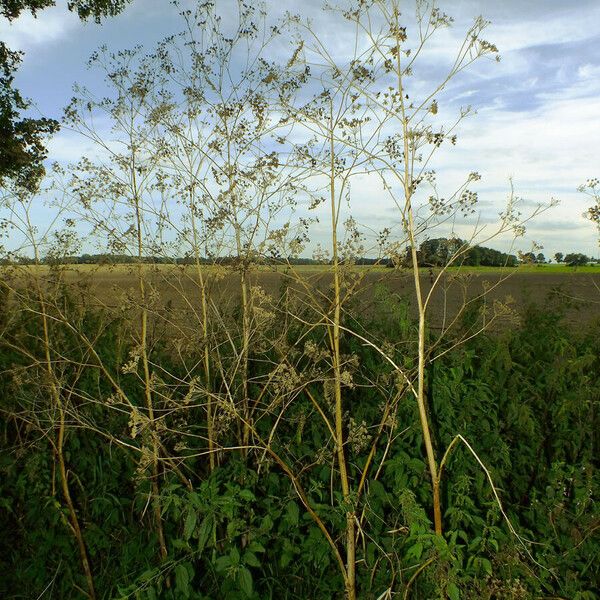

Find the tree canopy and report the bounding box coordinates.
[563,252,590,266]
[413,237,518,267]
[1,0,129,22]
[0,0,132,190]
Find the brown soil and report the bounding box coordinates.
[4,266,599,331]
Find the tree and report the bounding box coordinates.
[0,0,132,190]
[564,252,589,267]
[554,252,564,263]
[419,237,464,266]
[1,0,129,21]
[0,43,58,190]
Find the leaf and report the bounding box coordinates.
[238,566,253,597]
[279,538,297,567]
[260,514,273,532]
[198,514,213,552]
[369,479,387,500]
[184,510,197,541]
[481,558,492,576]
[239,489,255,501]
[285,500,299,527]
[244,551,261,568]
[229,546,240,567]
[406,542,423,561]
[248,541,266,554]
[447,582,460,600]
[174,564,190,598]
[215,556,231,573]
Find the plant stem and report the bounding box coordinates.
[329,113,356,600]
[394,4,442,535]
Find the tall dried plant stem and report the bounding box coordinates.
[133,192,168,563]
[237,227,252,455]
[189,190,214,472]
[329,119,356,600]
[227,151,252,456]
[394,9,442,535]
[31,245,97,599]
[55,405,97,599]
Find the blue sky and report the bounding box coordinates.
[2,0,599,259]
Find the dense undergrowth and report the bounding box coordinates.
[0,281,598,600]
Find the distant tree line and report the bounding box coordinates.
[553,252,595,266]
[391,238,519,268]
[1,246,597,267]
[0,253,379,266]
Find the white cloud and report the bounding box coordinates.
[3,0,599,258]
[577,62,600,80]
[0,1,80,53]
[486,15,598,54]
[46,129,101,164]
[408,90,600,255]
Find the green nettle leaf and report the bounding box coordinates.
[248,541,266,554]
[174,564,190,598]
[215,556,231,573]
[280,539,296,568]
[406,542,423,561]
[230,546,240,567]
[172,539,189,550]
[198,515,213,552]
[480,558,493,576]
[285,500,299,527]
[260,514,273,532]
[239,489,255,501]
[139,570,156,582]
[238,566,253,597]
[369,479,387,500]
[243,551,261,568]
[280,550,293,568]
[447,582,460,600]
[184,510,197,541]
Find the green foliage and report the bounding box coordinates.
[564,252,591,266]
[410,237,518,268]
[0,41,59,191]
[0,284,598,598]
[0,0,131,192]
[1,0,129,21]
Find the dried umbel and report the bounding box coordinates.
[182,377,201,406]
[348,418,371,455]
[134,445,154,482]
[213,398,237,438]
[270,363,302,397]
[304,340,329,363]
[128,407,149,440]
[121,346,142,375]
[579,177,600,244]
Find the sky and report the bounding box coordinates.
[1,0,599,259]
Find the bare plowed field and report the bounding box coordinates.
[5,265,599,330]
